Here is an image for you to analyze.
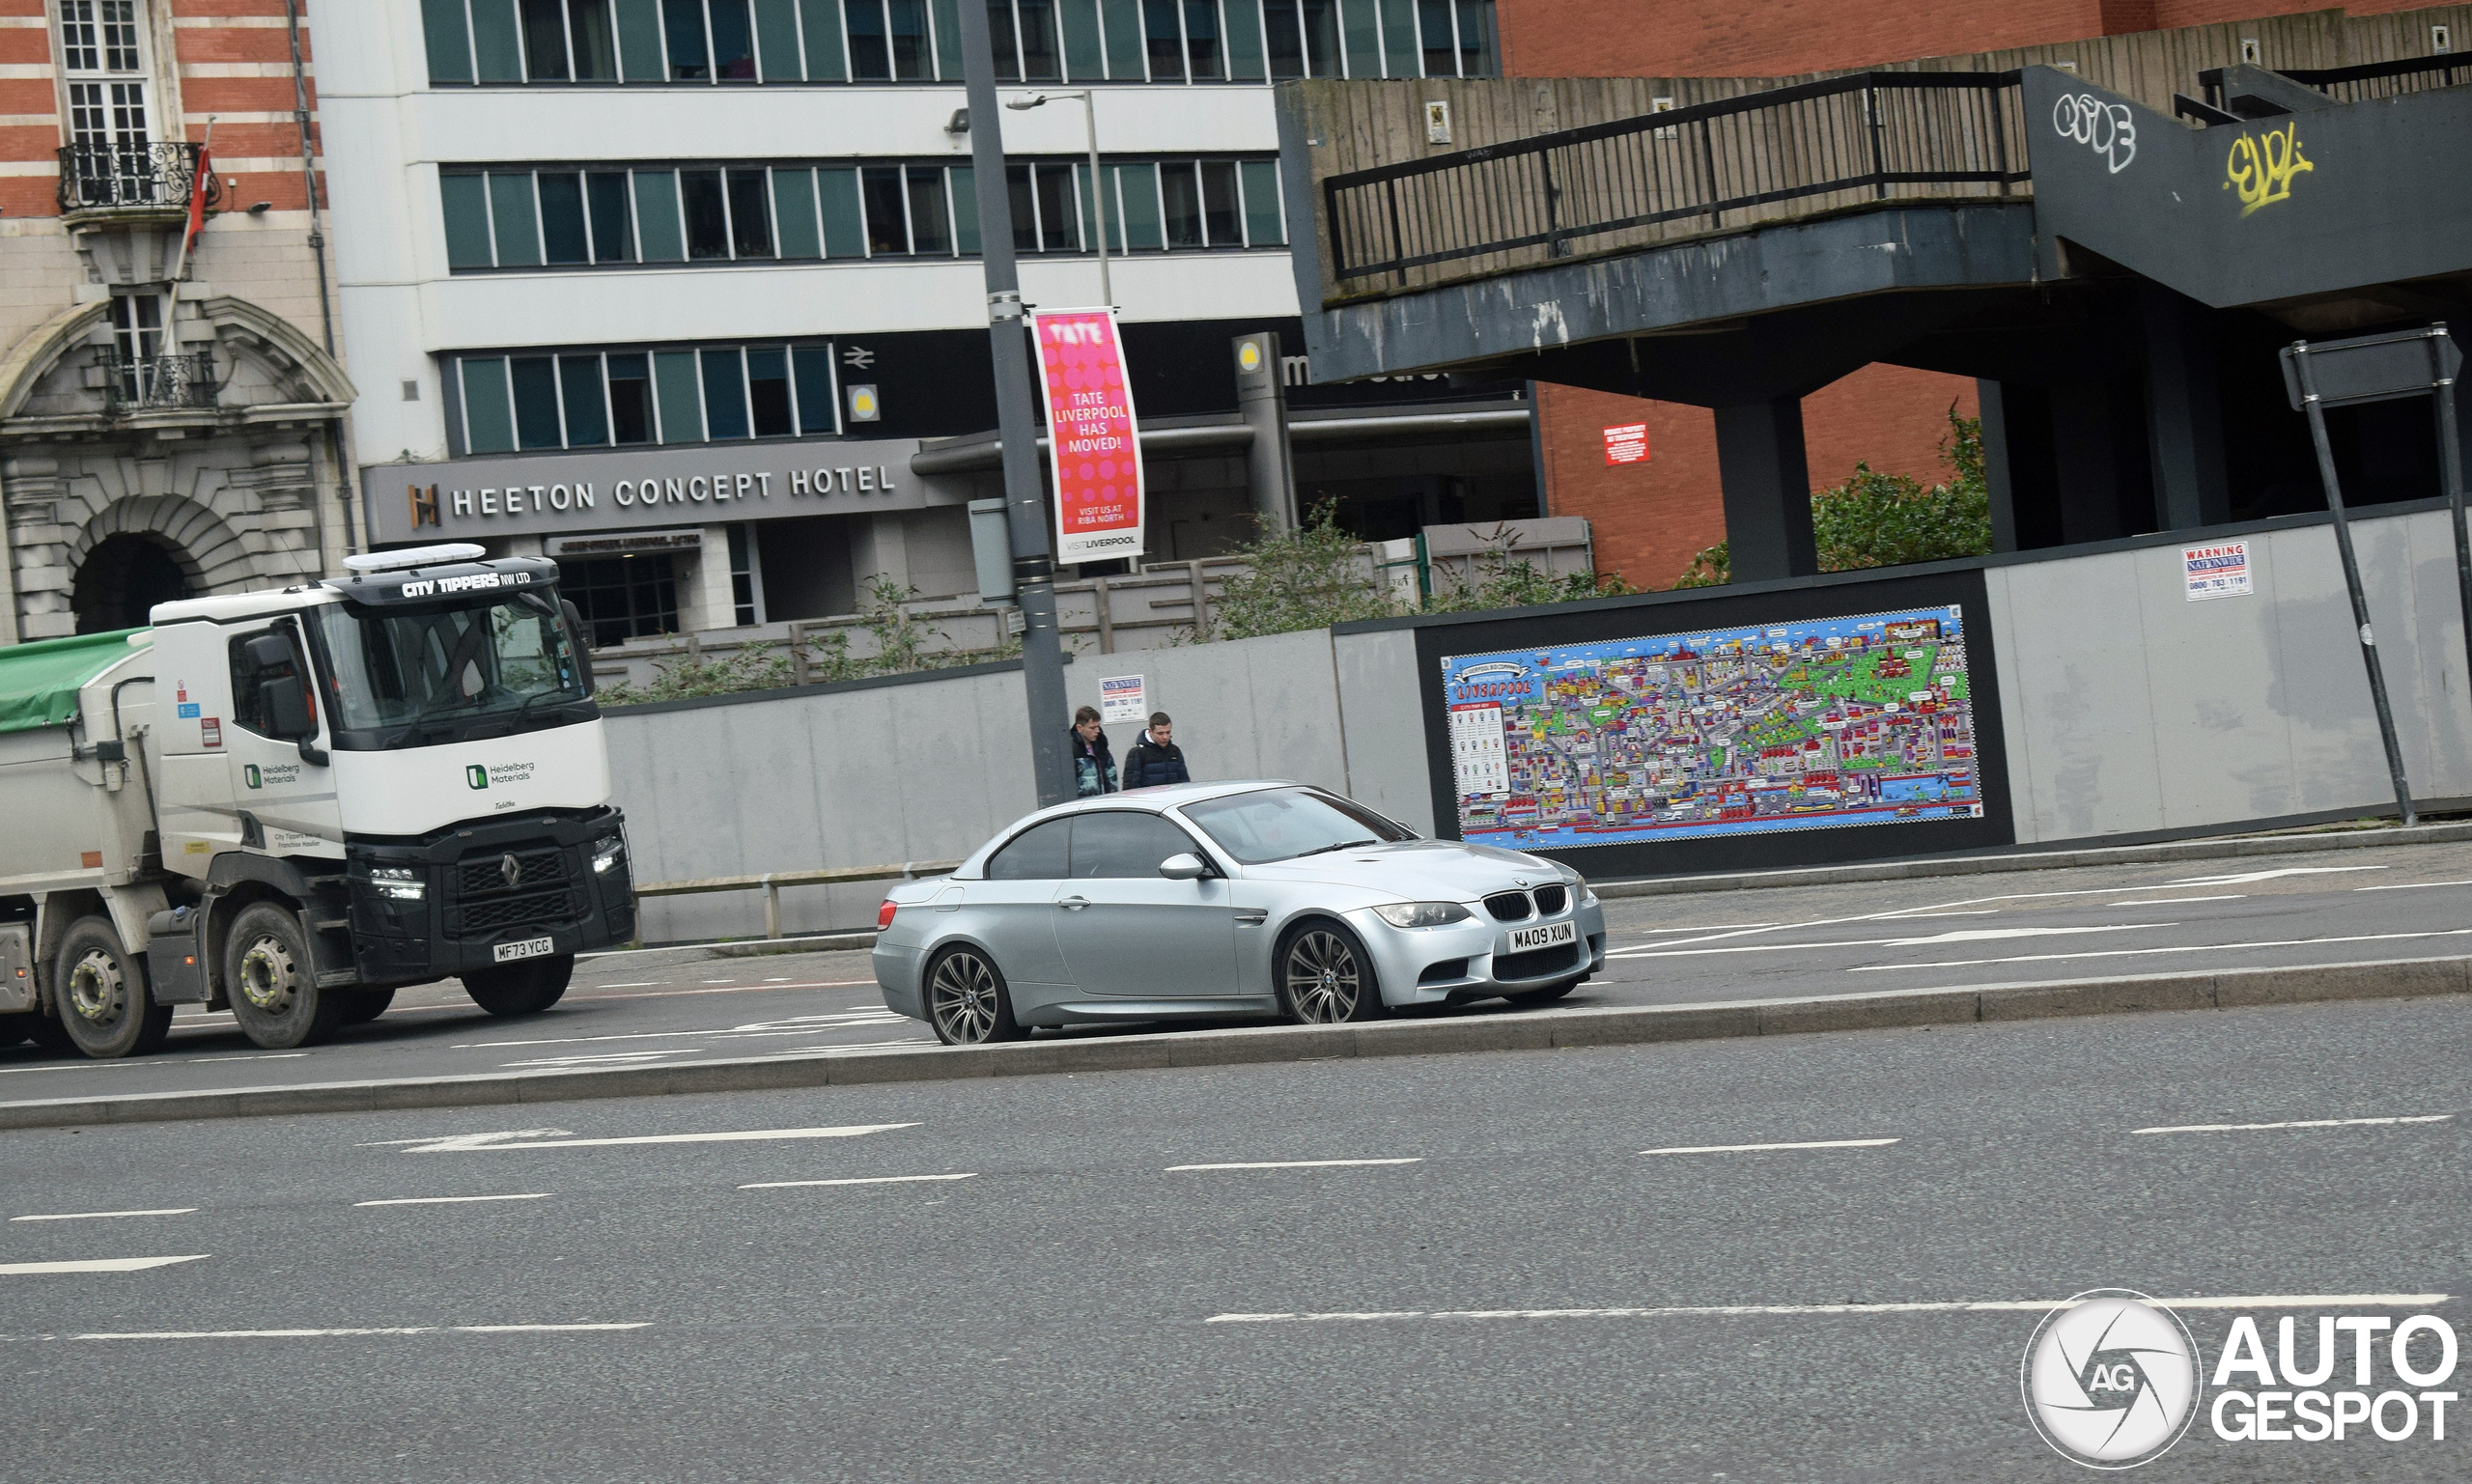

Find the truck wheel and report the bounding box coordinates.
[54,917,174,1059]
[338,987,396,1024]
[463,954,574,1017]
[225,903,344,1050]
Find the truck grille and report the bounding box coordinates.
[457,847,571,897]
[449,841,582,939]
[461,888,578,935]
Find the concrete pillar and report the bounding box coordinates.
[851,511,911,602]
[2049,383,2131,546]
[1976,380,2020,554]
[679,522,737,631]
[2140,282,2231,531]
[1713,395,1817,580]
[3,454,73,640]
[1233,330,1295,535]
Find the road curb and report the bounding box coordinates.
[4,955,2466,1133]
[1591,819,2472,899]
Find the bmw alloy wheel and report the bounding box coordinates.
[927,948,1019,1044]
[1284,928,1366,1022]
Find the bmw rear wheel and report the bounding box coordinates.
[925,946,1025,1045]
[1281,923,1382,1024]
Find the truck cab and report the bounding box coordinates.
[0,543,637,1058]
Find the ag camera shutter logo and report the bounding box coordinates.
[2022,1290,2200,1469]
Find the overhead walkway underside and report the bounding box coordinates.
[1281,26,2472,580]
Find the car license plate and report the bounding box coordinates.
[493,935,555,964]
[1506,919,1577,952]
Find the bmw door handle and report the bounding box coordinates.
[1058,895,1091,910]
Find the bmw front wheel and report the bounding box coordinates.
[1281,924,1382,1024]
[925,946,1025,1045]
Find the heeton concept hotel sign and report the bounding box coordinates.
[370,435,934,542]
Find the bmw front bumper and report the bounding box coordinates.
[1345,898,1609,1008]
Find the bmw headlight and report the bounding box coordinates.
[1372,901,1472,928]
[371,865,425,902]
[592,834,627,876]
[1557,864,1597,907]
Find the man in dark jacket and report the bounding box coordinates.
[1122,712,1191,789]
[1069,706,1116,798]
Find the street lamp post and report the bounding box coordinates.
[1004,90,1110,308]
[959,4,1073,806]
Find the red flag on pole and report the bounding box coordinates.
[173,119,214,283]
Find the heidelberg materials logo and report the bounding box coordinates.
[2023,1291,2200,1468]
[466,765,489,790]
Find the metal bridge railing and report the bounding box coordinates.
[2201,52,2472,107]
[1323,70,2030,287]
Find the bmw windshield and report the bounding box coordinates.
[308,591,592,750]
[1180,787,1417,864]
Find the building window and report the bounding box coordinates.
[454,340,841,454]
[60,0,152,154]
[439,155,1280,269]
[728,523,763,625]
[563,552,682,645]
[419,0,1493,84]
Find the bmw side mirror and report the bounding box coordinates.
[1158,853,1213,881]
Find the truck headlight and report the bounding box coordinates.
[1372,901,1472,928]
[371,866,425,902]
[592,835,626,876]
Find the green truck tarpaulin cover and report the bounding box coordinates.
[0,628,150,736]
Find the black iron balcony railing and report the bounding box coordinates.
[2201,52,2472,108]
[57,139,217,214]
[102,350,218,411]
[1323,70,2029,286]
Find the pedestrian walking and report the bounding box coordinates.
[1122,712,1191,789]
[1069,705,1117,798]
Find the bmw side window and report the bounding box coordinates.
[987,818,1072,880]
[1069,812,1198,878]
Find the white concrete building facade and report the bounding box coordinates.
[315,0,1536,645]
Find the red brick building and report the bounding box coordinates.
[1502,0,2438,588]
[0,0,355,640]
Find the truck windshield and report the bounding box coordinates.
[308,593,590,748]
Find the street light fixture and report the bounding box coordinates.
[1004,90,1110,309]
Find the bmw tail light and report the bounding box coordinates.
[877,899,898,931]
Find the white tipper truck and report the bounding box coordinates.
[0,543,637,1059]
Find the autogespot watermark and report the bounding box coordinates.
[2022,1290,2459,1469]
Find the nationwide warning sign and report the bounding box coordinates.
[2183,540,2253,601]
[1032,307,1146,565]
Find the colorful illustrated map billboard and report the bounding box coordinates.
[1442,605,1982,848]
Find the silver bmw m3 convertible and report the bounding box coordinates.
[873,780,1608,1045]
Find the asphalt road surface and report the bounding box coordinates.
[3,994,2465,1481]
[4,838,2468,1106]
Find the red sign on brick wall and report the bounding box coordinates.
[1603,422,1650,465]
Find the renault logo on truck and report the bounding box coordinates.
[500,854,522,888]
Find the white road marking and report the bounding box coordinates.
[567,979,878,1002]
[1849,924,2472,971]
[2109,895,2245,906]
[359,1129,571,1148]
[1642,1138,1899,1156]
[353,1193,554,1206]
[458,1010,906,1050]
[401,1123,918,1152]
[1627,922,1780,936]
[741,1173,977,1189]
[1872,910,2001,919]
[1609,923,2170,960]
[2357,879,2472,892]
[592,982,659,988]
[0,1255,209,1274]
[11,1209,195,1222]
[498,1050,702,1069]
[2164,865,2388,887]
[1206,1293,2452,1324]
[73,1323,650,1339]
[1167,1159,1422,1170]
[765,976,792,982]
[2135,1114,2454,1134]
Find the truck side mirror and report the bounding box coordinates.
[260,673,313,740]
[560,599,596,695]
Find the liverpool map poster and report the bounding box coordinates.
[1441,605,1982,848]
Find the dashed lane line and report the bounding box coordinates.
[2134,1114,2454,1134]
[353,1193,554,1206]
[11,1209,195,1221]
[1847,924,2472,971]
[68,1323,650,1340]
[1205,1293,2452,1324]
[399,1123,919,1152]
[741,1174,977,1189]
[1642,1138,1899,1156]
[0,1256,209,1275]
[1167,1159,1422,1171]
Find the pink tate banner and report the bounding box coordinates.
[1032,307,1146,564]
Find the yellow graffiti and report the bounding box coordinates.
[2225,122,2315,217]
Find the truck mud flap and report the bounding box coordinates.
[0,923,33,1014]
[308,913,357,988]
[143,910,208,1004]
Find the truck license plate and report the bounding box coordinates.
[1506,919,1577,952]
[493,936,555,964]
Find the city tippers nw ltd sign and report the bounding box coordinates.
[373,435,932,542]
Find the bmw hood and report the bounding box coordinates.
[1239,839,1571,900]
